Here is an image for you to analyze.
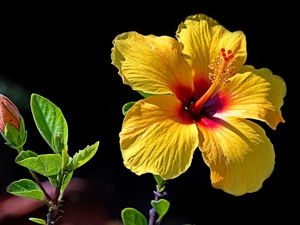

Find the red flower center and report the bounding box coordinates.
[175,48,234,124]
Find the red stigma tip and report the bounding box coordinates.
[220,48,234,60]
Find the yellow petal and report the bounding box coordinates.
[218,65,286,129]
[111,32,194,96]
[120,95,198,180]
[197,116,275,196]
[176,14,247,80]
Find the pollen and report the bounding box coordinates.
[209,48,235,84]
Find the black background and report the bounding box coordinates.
[0,2,293,225]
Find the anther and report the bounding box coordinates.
[208,48,235,83]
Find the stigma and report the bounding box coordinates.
[209,48,235,84]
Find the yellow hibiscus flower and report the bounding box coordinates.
[111,14,286,196]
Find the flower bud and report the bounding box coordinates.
[0,94,26,152]
[0,94,20,132]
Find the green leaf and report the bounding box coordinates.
[121,208,147,225]
[6,179,44,201]
[69,141,99,171]
[48,174,60,188]
[60,171,73,194]
[29,217,46,224]
[153,175,166,191]
[151,199,170,221]
[19,116,27,147]
[16,151,62,177]
[61,147,70,169]
[122,101,136,116]
[30,93,68,153]
[136,90,154,98]
[15,149,38,159]
[48,170,73,193]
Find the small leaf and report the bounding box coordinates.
[151,199,170,221]
[153,175,166,190]
[16,151,62,177]
[16,150,38,159]
[30,94,68,153]
[122,102,136,116]
[60,171,73,194]
[69,141,99,170]
[121,208,147,225]
[136,90,154,98]
[29,217,46,224]
[19,116,27,147]
[48,174,60,188]
[61,147,70,169]
[6,179,44,201]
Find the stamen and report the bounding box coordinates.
[209,48,235,84]
[189,48,236,115]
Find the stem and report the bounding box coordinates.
[46,206,55,225]
[29,169,67,225]
[46,201,59,225]
[148,185,165,225]
[54,172,65,204]
[47,173,66,224]
[16,146,23,154]
[29,169,60,224]
[29,169,53,202]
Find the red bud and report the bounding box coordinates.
[0,94,21,132]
